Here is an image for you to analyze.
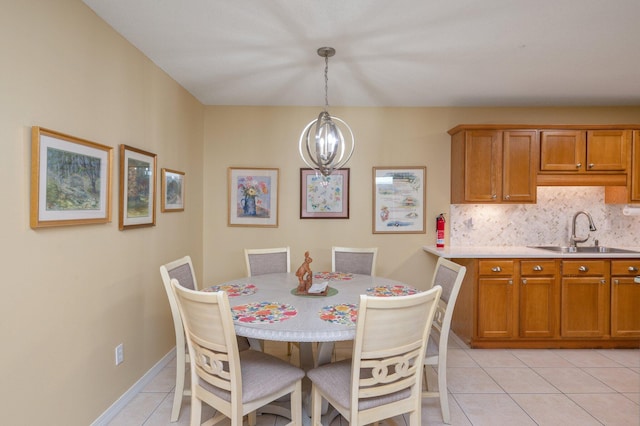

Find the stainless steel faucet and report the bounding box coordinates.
[570,211,597,248]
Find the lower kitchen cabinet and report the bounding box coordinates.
[452,257,639,348]
[611,259,640,337]
[560,260,609,338]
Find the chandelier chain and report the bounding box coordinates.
[324,54,329,110]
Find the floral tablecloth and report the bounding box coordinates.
[231,302,297,323]
[366,284,419,297]
[204,283,257,297]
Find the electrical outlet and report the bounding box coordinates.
[115,343,124,366]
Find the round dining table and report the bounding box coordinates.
[205,271,420,423]
[207,271,419,349]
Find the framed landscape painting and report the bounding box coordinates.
[373,166,426,234]
[119,145,157,230]
[300,168,349,219]
[228,167,279,227]
[161,168,185,212]
[30,127,113,229]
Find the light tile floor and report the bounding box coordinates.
[107,336,639,425]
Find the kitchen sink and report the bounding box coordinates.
[528,245,640,254]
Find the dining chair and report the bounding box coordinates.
[159,256,198,422]
[159,256,250,422]
[422,257,467,424]
[332,246,378,276]
[170,279,305,426]
[307,285,442,426]
[244,247,291,277]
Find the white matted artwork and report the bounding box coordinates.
[373,166,426,234]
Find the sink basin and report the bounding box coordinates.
[528,245,640,254]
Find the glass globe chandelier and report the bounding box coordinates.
[299,47,355,177]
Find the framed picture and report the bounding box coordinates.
[119,145,157,230]
[300,168,350,219]
[30,127,113,229]
[373,166,426,234]
[228,167,279,227]
[161,168,185,212]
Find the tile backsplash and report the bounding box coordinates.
[450,187,640,247]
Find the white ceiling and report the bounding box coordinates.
[82,0,640,108]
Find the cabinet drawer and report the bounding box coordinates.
[479,260,514,276]
[611,259,640,276]
[521,260,556,276]
[562,260,607,276]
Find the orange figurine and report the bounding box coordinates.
[295,251,313,293]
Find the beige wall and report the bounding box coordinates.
[1,1,204,424]
[202,106,640,287]
[2,1,639,425]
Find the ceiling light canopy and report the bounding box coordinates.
[299,47,355,177]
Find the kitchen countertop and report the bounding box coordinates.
[423,245,640,259]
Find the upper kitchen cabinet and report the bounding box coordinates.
[538,128,631,186]
[450,126,537,204]
[540,129,629,172]
[632,130,640,202]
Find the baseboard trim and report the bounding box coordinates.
[91,347,177,426]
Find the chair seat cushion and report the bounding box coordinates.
[199,349,304,404]
[307,359,411,411]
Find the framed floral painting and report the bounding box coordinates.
[228,167,279,227]
[300,168,349,219]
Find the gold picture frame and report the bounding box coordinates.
[228,167,279,227]
[30,127,113,229]
[119,145,157,230]
[161,168,185,212]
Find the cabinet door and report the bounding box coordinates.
[503,131,537,202]
[477,277,515,338]
[520,276,558,338]
[464,131,502,202]
[632,131,640,202]
[561,277,609,337]
[540,130,586,171]
[611,277,640,337]
[586,130,629,171]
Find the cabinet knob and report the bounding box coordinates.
[588,163,595,169]
[578,265,589,272]
[629,266,639,273]
[576,162,582,168]
[491,194,497,199]
[600,279,606,285]
[491,266,502,272]
[522,279,527,285]
[508,279,513,285]
[533,265,543,271]
[614,279,619,285]
[505,194,510,200]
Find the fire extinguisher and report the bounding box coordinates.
[436,213,446,249]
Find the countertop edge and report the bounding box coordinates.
[423,245,640,259]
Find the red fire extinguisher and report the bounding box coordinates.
[436,213,446,249]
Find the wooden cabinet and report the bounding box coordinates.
[477,260,516,338]
[632,131,640,202]
[560,260,609,338]
[611,259,640,337]
[450,256,639,349]
[519,260,559,338]
[451,129,537,203]
[540,130,630,173]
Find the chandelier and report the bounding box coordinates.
[299,47,355,177]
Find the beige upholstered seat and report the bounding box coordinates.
[171,280,304,426]
[422,257,467,424]
[332,246,378,276]
[244,247,290,277]
[160,256,249,422]
[307,286,442,426]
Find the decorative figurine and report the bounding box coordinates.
[295,251,313,293]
